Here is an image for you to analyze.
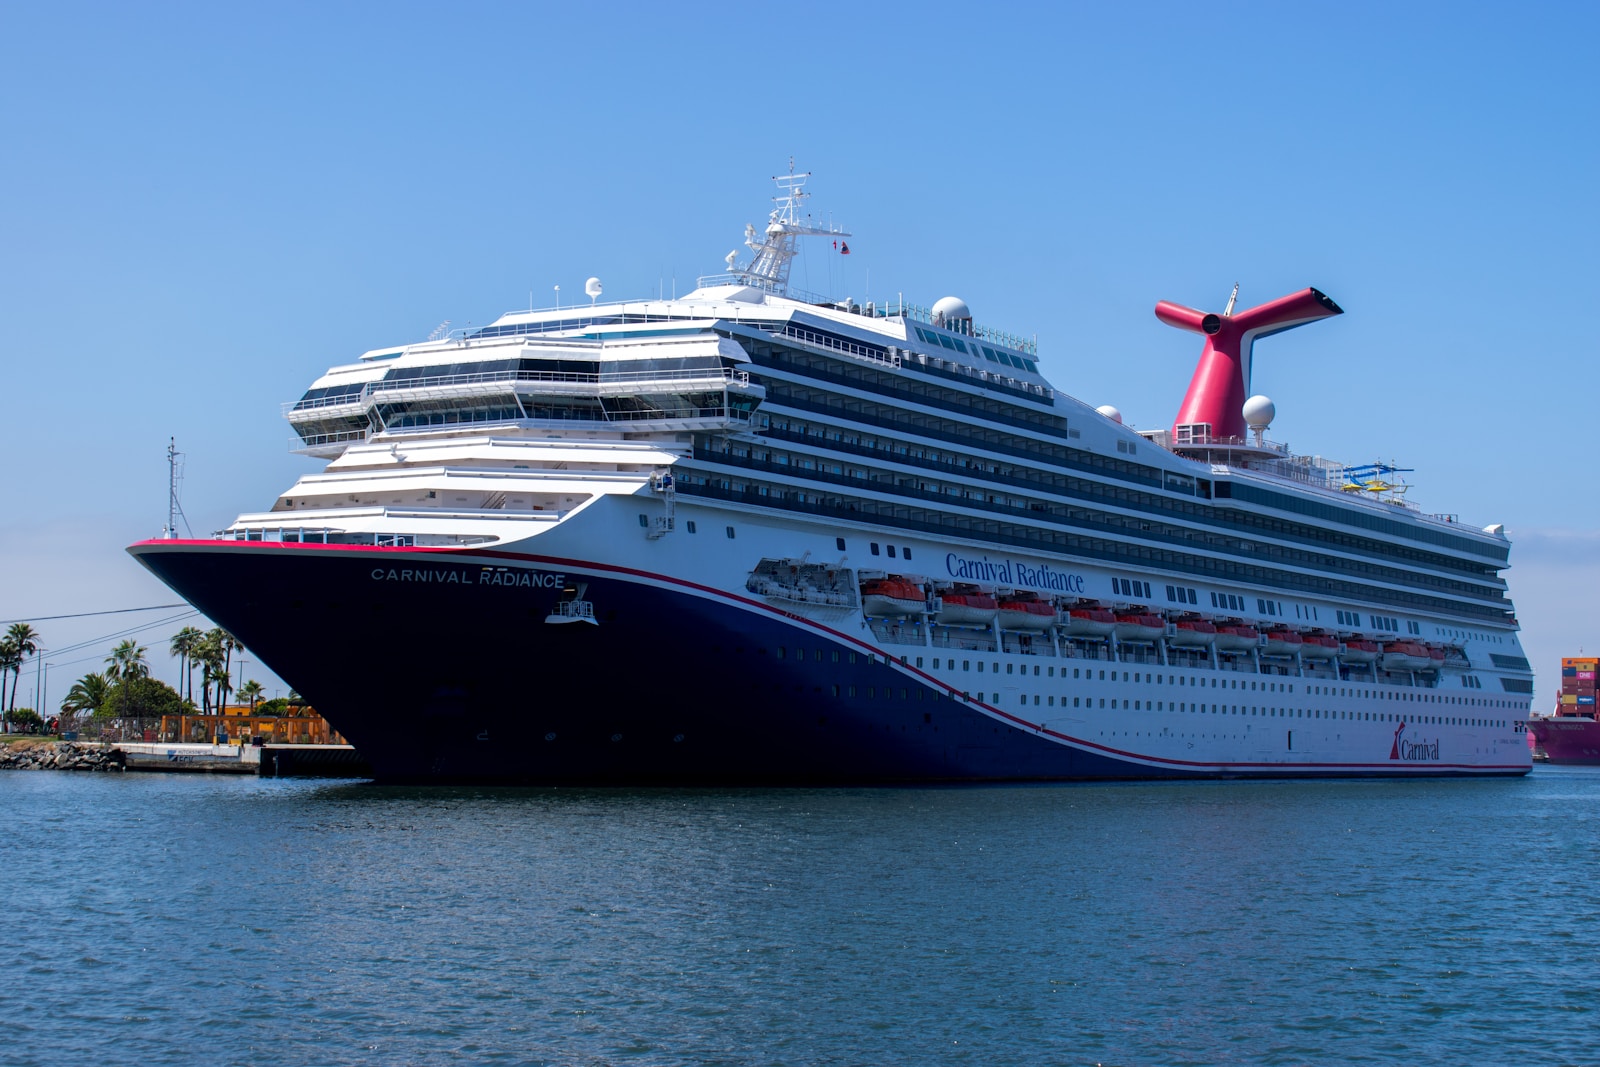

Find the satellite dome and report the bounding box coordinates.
[1096,404,1123,424]
[931,296,972,326]
[1242,395,1276,431]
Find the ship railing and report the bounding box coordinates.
[289,429,369,451]
[285,368,752,414]
[213,526,494,548]
[745,579,858,608]
[878,299,1039,356]
[868,620,928,646]
[772,324,902,369]
[929,630,999,654]
[691,273,833,306]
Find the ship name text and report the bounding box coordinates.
[945,553,1086,594]
[370,567,566,588]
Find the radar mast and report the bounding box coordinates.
[725,160,849,296]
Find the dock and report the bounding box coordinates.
[114,742,371,778]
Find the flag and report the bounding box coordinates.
[832,240,837,250]
[840,242,851,255]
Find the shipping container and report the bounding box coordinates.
[1579,695,1597,706]
[1561,694,1579,704]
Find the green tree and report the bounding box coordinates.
[0,639,17,732]
[5,622,40,723]
[105,640,149,683]
[169,626,204,707]
[104,676,185,720]
[61,672,111,718]
[237,679,263,711]
[256,696,289,717]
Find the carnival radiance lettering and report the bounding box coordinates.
[369,567,565,588]
[945,553,1086,594]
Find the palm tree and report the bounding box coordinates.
[237,679,263,712]
[0,639,17,732]
[195,631,222,712]
[170,626,203,707]
[61,672,110,718]
[105,640,149,683]
[5,622,39,720]
[201,627,240,711]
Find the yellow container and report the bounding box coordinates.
[1561,694,1579,704]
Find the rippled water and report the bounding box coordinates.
[3,769,1596,1066]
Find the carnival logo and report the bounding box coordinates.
[1389,721,1440,761]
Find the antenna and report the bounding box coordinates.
[717,162,850,296]
[427,320,451,341]
[164,437,192,539]
[553,284,560,309]
[1223,283,1240,317]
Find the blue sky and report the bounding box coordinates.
[1,1,1594,710]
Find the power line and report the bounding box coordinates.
[0,603,190,625]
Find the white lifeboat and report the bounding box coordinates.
[1381,640,1432,672]
[862,577,926,618]
[1213,624,1259,652]
[1169,618,1217,647]
[1341,637,1379,664]
[935,584,998,625]
[1060,606,1116,637]
[1261,628,1304,657]
[1113,611,1166,643]
[997,591,1055,631]
[1299,634,1340,660]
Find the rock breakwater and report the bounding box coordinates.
[0,741,125,772]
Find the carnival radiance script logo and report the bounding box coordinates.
[1389,721,1440,761]
[945,553,1087,594]
[369,566,566,588]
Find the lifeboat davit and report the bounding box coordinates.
[1341,638,1379,664]
[861,577,926,618]
[935,585,998,626]
[1261,628,1304,657]
[1169,618,1216,647]
[1213,624,1260,652]
[1382,640,1432,672]
[1426,645,1447,669]
[997,592,1055,631]
[1113,612,1166,643]
[1299,634,1340,660]
[1060,606,1115,637]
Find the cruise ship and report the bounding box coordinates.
[130,172,1534,782]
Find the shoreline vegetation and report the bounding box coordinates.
[2,621,296,742]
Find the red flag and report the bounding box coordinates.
[832,240,837,250]
[840,242,851,255]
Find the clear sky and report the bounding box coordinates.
[1,1,1595,712]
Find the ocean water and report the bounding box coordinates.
[2,768,1596,1066]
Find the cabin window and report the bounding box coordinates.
[870,543,880,555]
[725,526,735,539]
[686,520,697,533]
[836,537,846,551]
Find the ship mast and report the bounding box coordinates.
[726,160,849,296]
[163,437,192,539]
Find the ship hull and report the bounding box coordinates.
[129,540,1531,783]
[1528,718,1600,765]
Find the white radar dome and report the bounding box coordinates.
[1096,404,1123,424]
[585,277,603,299]
[931,296,973,326]
[1243,394,1276,431]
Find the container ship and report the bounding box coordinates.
[129,171,1534,782]
[1527,657,1600,764]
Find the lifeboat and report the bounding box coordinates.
[861,577,926,618]
[1341,637,1379,664]
[1382,640,1433,672]
[1113,612,1166,643]
[1299,634,1340,660]
[935,584,998,626]
[1426,645,1447,670]
[1169,618,1216,647]
[1060,606,1116,637]
[998,593,1055,631]
[1213,624,1260,652]
[1261,628,1304,657]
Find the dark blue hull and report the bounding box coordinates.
[129,541,1527,784]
